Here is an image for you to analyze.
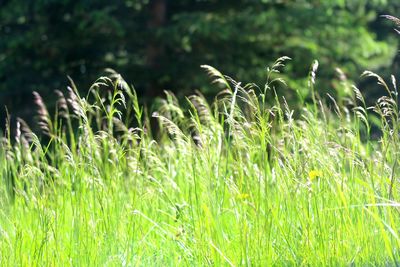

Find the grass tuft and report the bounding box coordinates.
[1,60,400,266]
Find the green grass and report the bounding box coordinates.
[1,58,400,266]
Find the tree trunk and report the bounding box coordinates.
[147,0,167,71]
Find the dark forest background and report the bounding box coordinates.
[0,0,399,127]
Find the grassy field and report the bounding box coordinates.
[1,58,400,266]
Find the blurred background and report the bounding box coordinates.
[0,0,399,127]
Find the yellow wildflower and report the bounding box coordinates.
[308,170,323,181]
[237,193,250,200]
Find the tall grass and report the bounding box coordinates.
[1,57,400,266]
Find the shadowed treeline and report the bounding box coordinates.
[0,0,399,129]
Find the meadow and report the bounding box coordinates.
[1,57,400,266]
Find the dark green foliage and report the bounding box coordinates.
[0,0,399,121]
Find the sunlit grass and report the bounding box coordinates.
[1,58,400,266]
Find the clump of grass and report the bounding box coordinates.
[0,56,400,266]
